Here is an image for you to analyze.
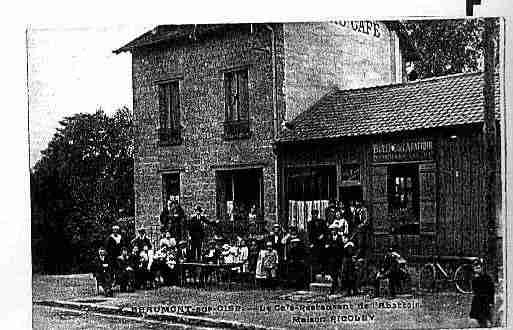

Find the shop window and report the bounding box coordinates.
[162,173,180,206]
[223,69,250,140]
[216,168,263,221]
[158,81,182,146]
[286,166,336,231]
[388,164,419,234]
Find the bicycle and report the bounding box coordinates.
[418,256,478,294]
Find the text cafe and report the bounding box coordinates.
[275,72,501,260]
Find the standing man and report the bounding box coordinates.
[104,225,125,261]
[188,205,206,261]
[325,223,344,295]
[308,209,327,277]
[469,259,495,328]
[267,224,285,261]
[169,199,186,242]
[131,227,152,252]
[325,200,338,226]
[354,200,370,258]
[160,199,173,233]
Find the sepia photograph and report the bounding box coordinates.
[28,6,507,330]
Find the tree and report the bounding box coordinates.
[31,107,134,274]
[403,19,486,79]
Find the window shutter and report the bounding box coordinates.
[158,84,168,129]
[419,163,436,234]
[238,70,249,121]
[224,73,233,121]
[216,172,226,220]
[371,166,389,233]
[170,82,180,130]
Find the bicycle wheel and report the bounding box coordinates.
[418,263,436,293]
[454,264,474,294]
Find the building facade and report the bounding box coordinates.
[116,22,416,233]
[277,72,501,259]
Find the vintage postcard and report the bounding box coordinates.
[28,15,507,329]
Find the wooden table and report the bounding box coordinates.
[178,262,245,288]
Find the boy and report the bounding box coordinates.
[469,259,494,328]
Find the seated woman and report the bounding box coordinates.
[151,241,169,286]
[94,247,114,297]
[130,245,152,290]
[203,240,220,264]
[117,246,135,292]
[255,241,279,288]
[159,231,175,250]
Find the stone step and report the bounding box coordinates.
[309,282,332,294]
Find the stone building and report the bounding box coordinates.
[115,22,418,234]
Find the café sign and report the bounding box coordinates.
[333,20,381,38]
[372,139,433,162]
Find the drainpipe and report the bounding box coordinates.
[263,24,278,137]
[263,24,280,225]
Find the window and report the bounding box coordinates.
[162,173,180,206]
[388,164,419,234]
[158,81,181,145]
[223,69,250,140]
[216,168,263,222]
[286,166,337,230]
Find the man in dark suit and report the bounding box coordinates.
[160,200,173,233]
[188,205,206,261]
[469,259,495,328]
[104,225,125,262]
[287,238,308,289]
[308,209,327,276]
[131,227,152,252]
[169,200,186,241]
[325,223,344,294]
[93,247,114,297]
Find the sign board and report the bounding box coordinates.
[333,20,382,38]
[372,139,433,163]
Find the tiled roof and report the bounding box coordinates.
[278,72,500,143]
[113,24,251,54]
[114,22,419,60]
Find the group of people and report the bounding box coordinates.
[306,199,371,295]
[94,225,155,296]
[94,198,405,297]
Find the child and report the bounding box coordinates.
[238,239,249,273]
[255,241,279,288]
[469,259,495,328]
[341,234,357,296]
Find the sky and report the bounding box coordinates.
[24,0,503,168]
[27,24,152,167]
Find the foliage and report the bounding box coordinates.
[31,107,134,274]
[403,19,489,79]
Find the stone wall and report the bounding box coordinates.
[132,26,281,228]
[282,21,401,121]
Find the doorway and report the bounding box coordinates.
[339,185,363,206]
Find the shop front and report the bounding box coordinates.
[276,72,500,261]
